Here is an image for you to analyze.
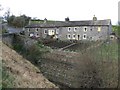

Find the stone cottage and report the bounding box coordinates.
[24,16,112,41]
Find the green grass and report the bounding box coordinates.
[88,40,118,61]
[65,40,118,62]
[112,25,120,36]
[2,61,15,88]
[103,41,117,60]
[2,29,8,34]
[0,29,8,34]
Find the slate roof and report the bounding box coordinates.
[25,19,111,28]
[7,27,23,34]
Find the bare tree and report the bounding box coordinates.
[4,8,10,20]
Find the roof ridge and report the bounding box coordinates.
[25,19,111,28]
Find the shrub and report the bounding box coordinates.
[12,35,51,65]
[26,43,50,64]
[2,29,8,34]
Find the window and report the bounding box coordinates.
[78,35,80,40]
[36,33,39,37]
[98,27,101,32]
[44,29,47,34]
[73,34,76,39]
[67,34,71,39]
[84,28,87,31]
[29,33,34,37]
[56,29,59,34]
[68,27,71,32]
[90,37,93,40]
[74,27,77,32]
[48,30,55,35]
[83,34,87,39]
[84,27,87,32]
[36,28,38,32]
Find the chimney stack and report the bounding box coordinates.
[44,18,47,23]
[93,15,97,21]
[65,17,70,21]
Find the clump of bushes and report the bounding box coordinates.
[2,29,8,34]
[12,35,51,65]
[26,43,50,64]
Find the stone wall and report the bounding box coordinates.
[2,34,37,49]
[2,33,14,48]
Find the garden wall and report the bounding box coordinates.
[2,34,37,49]
[2,33,14,48]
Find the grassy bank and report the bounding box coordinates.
[2,61,15,88]
[1,42,58,88]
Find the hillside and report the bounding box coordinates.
[1,41,58,88]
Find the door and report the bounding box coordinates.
[77,35,80,40]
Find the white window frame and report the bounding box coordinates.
[83,34,87,39]
[48,29,55,35]
[44,29,47,34]
[35,33,39,37]
[72,34,76,39]
[56,29,59,34]
[83,27,87,32]
[29,33,34,37]
[36,28,38,32]
[67,34,71,39]
[98,27,101,32]
[74,27,77,32]
[68,27,71,32]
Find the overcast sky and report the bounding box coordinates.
[0,0,119,25]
